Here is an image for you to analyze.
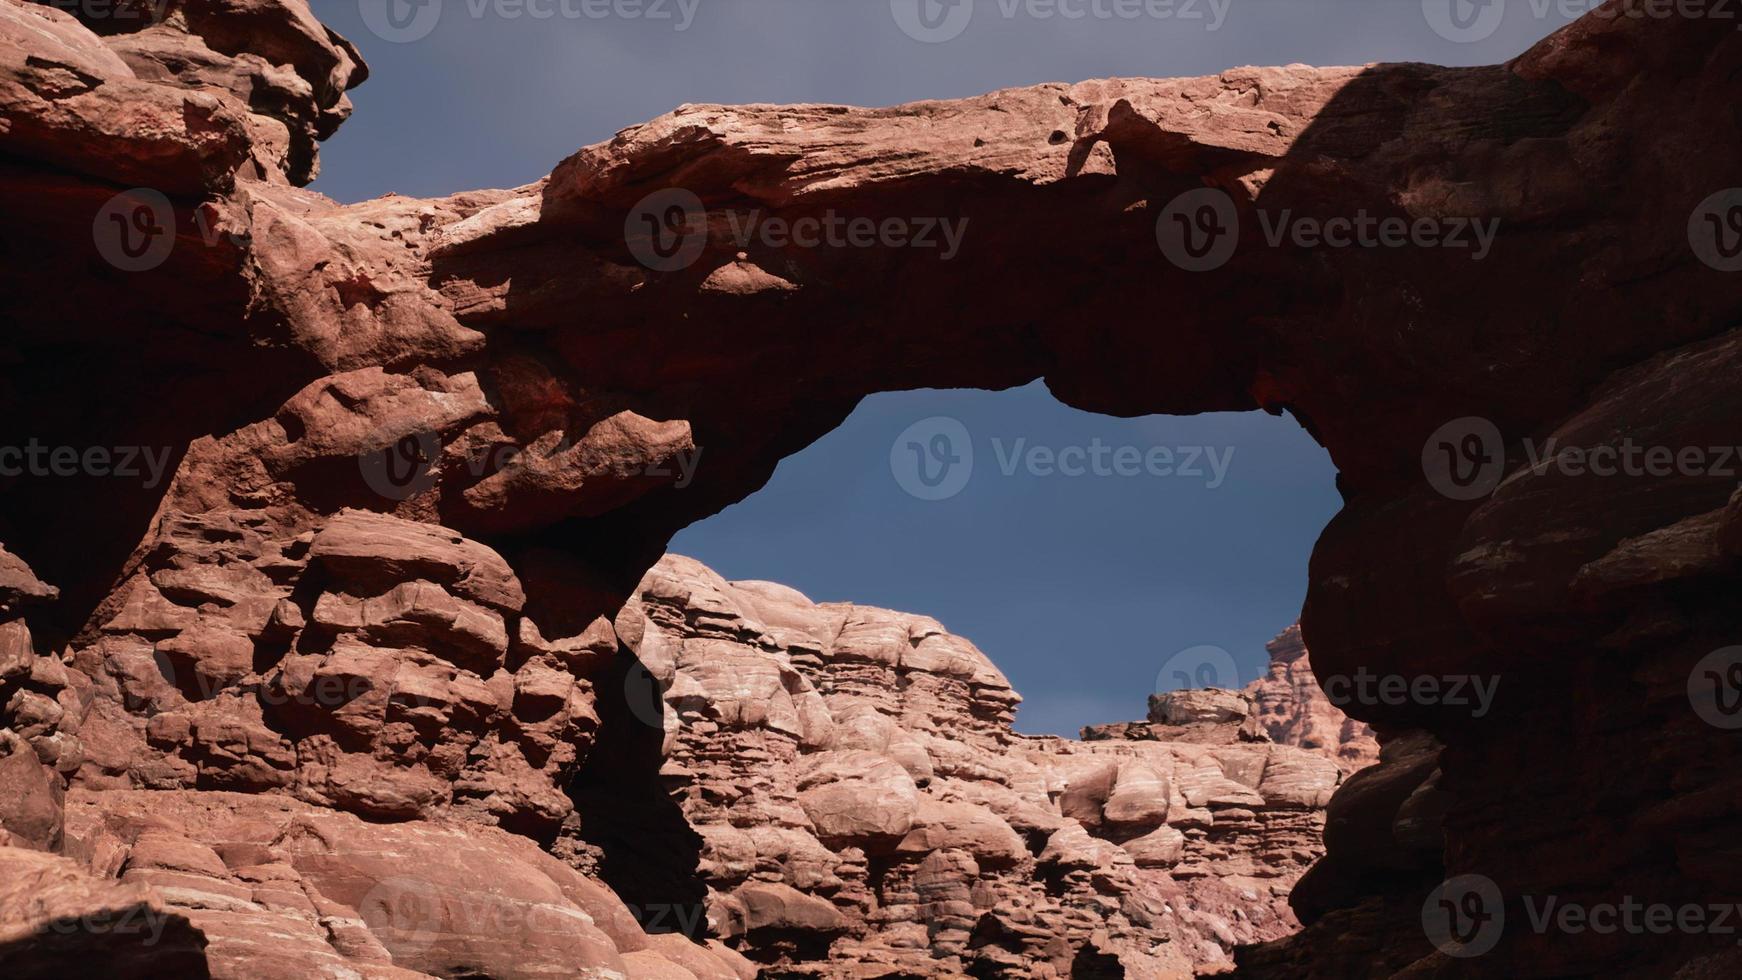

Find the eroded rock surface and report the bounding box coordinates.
[1245,627,1379,776]
[0,547,72,853]
[66,507,604,839]
[582,556,1345,977]
[4,1,1742,977]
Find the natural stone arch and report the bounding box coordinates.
[4,1,1742,974]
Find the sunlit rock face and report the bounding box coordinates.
[580,555,1344,976]
[1245,626,1379,776]
[4,0,1742,976]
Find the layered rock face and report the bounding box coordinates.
[70,507,604,837]
[2,517,761,979]
[0,547,75,854]
[1244,627,1378,776]
[582,556,1343,976]
[5,0,1742,977]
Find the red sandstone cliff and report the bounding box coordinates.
[4,0,1742,977]
[1245,626,1379,776]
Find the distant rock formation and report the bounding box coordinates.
[588,555,1346,977]
[1245,626,1380,775]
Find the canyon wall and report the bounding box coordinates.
[586,555,1344,976]
[4,0,1742,976]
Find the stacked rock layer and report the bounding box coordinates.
[591,556,1345,976]
[5,0,1742,976]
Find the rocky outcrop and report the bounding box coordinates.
[68,507,597,837]
[1244,627,1379,775]
[57,789,666,980]
[1,0,362,189]
[0,547,73,853]
[0,844,209,979]
[4,0,1742,976]
[580,556,1343,977]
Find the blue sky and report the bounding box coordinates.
[308,0,1576,733]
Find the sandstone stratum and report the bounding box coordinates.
[4,0,1742,976]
